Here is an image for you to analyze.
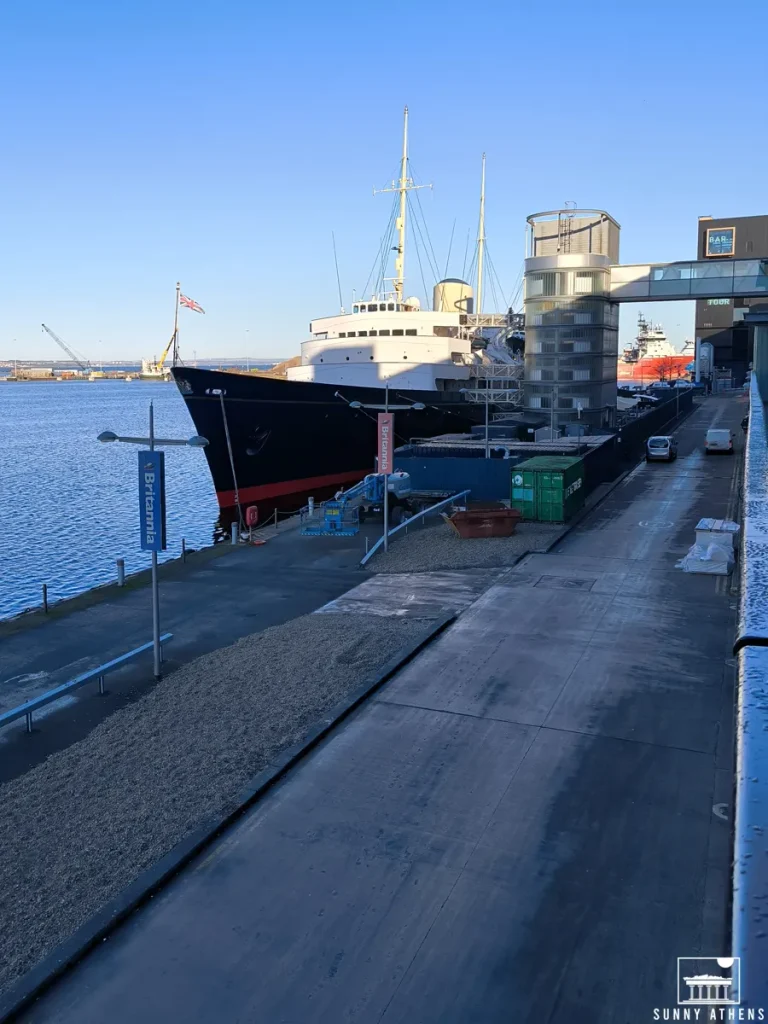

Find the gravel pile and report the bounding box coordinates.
[369,518,563,573]
[0,611,431,997]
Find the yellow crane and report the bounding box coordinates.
[141,283,181,379]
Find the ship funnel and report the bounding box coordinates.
[433,279,474,314]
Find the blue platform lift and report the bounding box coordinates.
[301,472,412,537]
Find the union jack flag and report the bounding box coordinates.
[180,294,205,314]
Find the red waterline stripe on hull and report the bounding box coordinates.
[216,469,370,509]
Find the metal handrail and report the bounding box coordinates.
[360,490,470,566]
[732,374,768,1007]
[735,376,768,650]
[0,633,173,734]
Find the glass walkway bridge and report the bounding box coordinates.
[609,258,768,301]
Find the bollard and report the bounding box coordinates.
[42,584,48,614]
[231,522,239,545]
[116,558,125,586]
[308,497,315,518]
[274,508,279,530]
[181,538,186,563]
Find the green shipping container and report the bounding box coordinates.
[510,456,585,522]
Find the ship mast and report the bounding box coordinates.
[476,153,486,315]
[395,106,409,304]
[172,281,180,365]
[374,106,430,304]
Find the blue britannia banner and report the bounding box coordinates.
[138,451,167,551]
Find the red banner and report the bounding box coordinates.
[378,412,394,474]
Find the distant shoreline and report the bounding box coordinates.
[0,359,288,369]
[0,361,286,382]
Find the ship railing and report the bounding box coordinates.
[0,634,173,735]
[360,490,470,567]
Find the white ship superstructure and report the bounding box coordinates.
[640,325,676,359]
[287,301,475,389]
[622,313,677,362]
[287,110,518,396]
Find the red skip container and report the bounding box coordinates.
[446,507,522,539]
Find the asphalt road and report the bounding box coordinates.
[16,393,746,1023]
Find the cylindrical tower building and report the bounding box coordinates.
[523,210,620,431]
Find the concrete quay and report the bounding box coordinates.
[0,521,382,781]
[13,391,746,1023]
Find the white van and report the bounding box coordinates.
[705,428,734,454]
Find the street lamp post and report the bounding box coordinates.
[98,401,208,679]
[347,384,425,552]
[383,384,390,548]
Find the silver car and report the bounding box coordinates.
[646,435,678,462]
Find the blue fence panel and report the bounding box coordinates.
[393,456,522,502]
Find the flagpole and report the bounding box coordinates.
[172,281,180,365]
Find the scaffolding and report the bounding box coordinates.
[463,361,525,406]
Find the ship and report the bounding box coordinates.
[171,110,522,521]
[618,313,693,383]
[139,358,171,381]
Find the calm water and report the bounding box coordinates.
[0,380,220,620]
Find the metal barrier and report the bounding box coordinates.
[360,490,470,567]
[0,634,173,735]
[617,389,695,461]
[733,376,768,1007]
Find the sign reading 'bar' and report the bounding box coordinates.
[378,413,394,474]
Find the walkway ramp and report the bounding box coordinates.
[20,396,743,1023]
[610,257,768,301]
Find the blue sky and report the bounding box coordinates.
[1,0,765,361]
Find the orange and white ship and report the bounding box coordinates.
[618,313,694,383]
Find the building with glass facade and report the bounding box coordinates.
[695,214,768,384]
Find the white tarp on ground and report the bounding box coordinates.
[695,518,740,551]
[677,541,735,575]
